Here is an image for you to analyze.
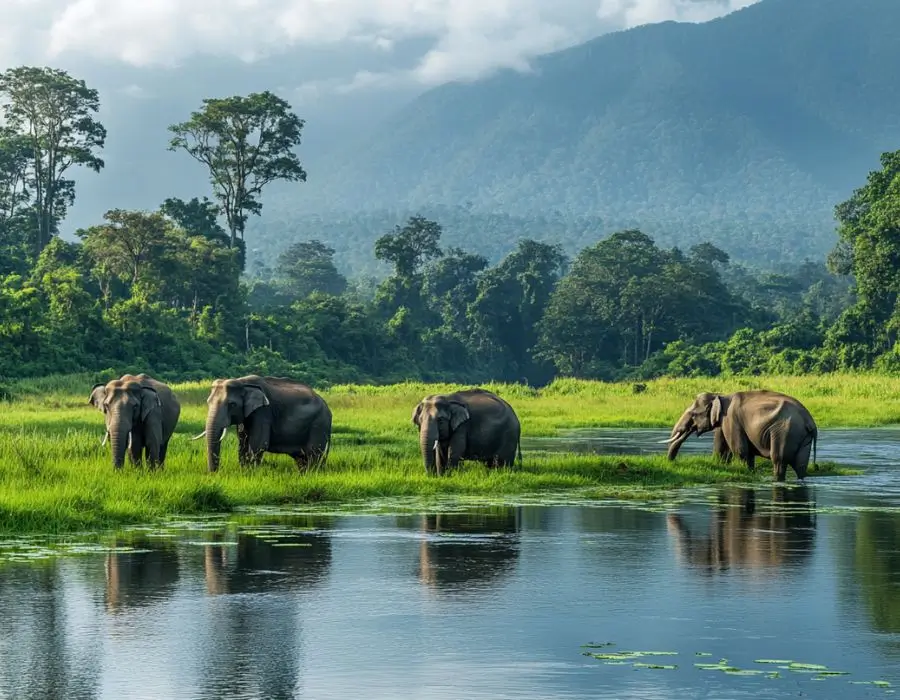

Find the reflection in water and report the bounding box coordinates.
[851,510,900,634]
[105,539,179,612]
[4,462,900,699]
[410,509,521,594]
[666,486,817,573]
[0,563,100,700]
[201,526,332,595]
[193,524,333,700]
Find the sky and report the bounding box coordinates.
[0,0,761,230]
[3,0,759,91]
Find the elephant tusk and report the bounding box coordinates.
[659,433,683,444]
[127,432,132,450]
[221,426,228,440]
[191,430,207,441]
[101,432,108,447]
[433,439,439,452]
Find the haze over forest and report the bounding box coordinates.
[6,0,894,277]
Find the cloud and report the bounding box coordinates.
[1,0,760,86]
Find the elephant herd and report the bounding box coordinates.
[88,373,818,482]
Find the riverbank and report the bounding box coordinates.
[0,373,869,533]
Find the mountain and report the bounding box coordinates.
[264,0,900,268]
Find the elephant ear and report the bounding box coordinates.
[88,383,107,410]
[140,387,161,422]
[448,401,470,431]
[243,384,270,418]
[710,395,724,427]
[411,402,424,426]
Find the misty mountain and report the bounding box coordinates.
[258,0,900,270]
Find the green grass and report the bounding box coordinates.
[0,372,875,534]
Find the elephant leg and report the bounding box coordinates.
[244,419,270,466]
[128,430,145,467]
[791,440,813,481]
[722,420,753,471]
[769,430,790,482]
[144,418,164,469]
[446,429,467,474]
[299,414,331,472]
[237,425,251,467]
[159,440,169,467]
[713,428,733,464]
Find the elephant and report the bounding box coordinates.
[662,390,818,482]
[411,388,522,476]
[88,373,181,469]
[193,375,332,473]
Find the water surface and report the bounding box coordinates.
[1,428,899,699]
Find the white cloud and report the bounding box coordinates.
[0,0,760,86]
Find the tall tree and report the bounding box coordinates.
[167,91,306,255]
[275,239,347,298]
[0,66,106,255]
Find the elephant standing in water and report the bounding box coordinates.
[411,388,522,476]
[89,374,181,469]
[194,375,332,472]
[663,390,817,482]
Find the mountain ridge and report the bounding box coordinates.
[255,0,899,267]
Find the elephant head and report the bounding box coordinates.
[664,392,730,460]
[411,395,470,475]
[89,379,162,468]
[195,378,270,472]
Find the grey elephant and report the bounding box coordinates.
[193,375,332,473]
[411,388,522,476]
[662,390,818,482]
[89,373,181,469]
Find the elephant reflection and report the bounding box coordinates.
[403,509,522,593]
[104,539,180,612]
[666,486,816,572]
[201,526,332,595]
[193,525,334,700]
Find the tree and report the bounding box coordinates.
[78,209,170,288]
[167,91,306,254]
[374,216,443,279]
[275,239,347,298]
[468,239,567,383]
[825,148,900,361]
[0,66,106,255]
[160,196,228,243]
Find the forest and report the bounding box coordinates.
[0,66,897,388]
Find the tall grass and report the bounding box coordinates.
[0,372,869,534]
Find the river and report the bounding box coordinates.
[0,428,898,699]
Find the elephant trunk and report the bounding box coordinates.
[420,419,439,475]
[108,409,131,469]
[665,411,694,461]
[206,406,229,473]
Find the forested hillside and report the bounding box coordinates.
[265,0,900,268]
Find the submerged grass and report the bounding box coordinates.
[0,373,869,534]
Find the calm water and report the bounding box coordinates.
[1,429,900,699]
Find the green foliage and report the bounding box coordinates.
[0,63,896,388]
[275,239,347,298]
[168,91,306,253]
[0,66,106,255]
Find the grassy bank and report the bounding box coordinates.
[0,373,872,534]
